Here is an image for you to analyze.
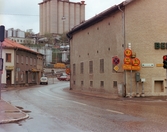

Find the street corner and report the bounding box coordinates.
[0,100,29,124]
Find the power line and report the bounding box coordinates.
[0,13,39,16]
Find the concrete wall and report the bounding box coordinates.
[39,0,85,35]
[125,0,167,96]
[70,0,167,96]
[70,10,124,94]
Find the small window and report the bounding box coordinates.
[21,56,24,64]
[113,81,117,88]
[90,81,93,87]
[89,61,93,74]
[30,58,32,65]
[73,64,76,75]
[34,58,36,66]
[6,53,11,62]
[16,55,19,63]
[26,57,28,64]
[80,62,84,74]
[81,81,84,86]
[100,81,104,87]
[100,59,104,73]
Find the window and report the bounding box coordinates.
[73,64,76,75]
[90,81,93,87]
[80,62,84,74]
[100,59,104,73]
[100,81,104,87]
[34,58,36,66]
[6,53,11,62]
[26,57,28,64]
[81,81,84,86]
[89,61,93,74]
[113,81,117,88]
[16,55,19,63]
[30,58,32,65]
[21,56,24,64]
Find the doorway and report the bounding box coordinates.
[6,70,11,85]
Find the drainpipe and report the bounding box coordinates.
[118,5,126,97]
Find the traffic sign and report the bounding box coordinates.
[124,49,132,57]
[112,56,120,65]
[132,58,140,66]
[114,65,119,72]
[124,57,131,65]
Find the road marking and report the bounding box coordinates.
[106,109,124,115]
[72,101,87,106]
[38,90,64,100]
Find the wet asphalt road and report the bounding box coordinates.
[1,80,167,132]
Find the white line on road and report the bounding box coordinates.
[106,109,124,115]
[38,90,64,100]
[72,101,87,106]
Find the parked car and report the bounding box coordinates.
[57,72,70,81]
[40,76,48,85]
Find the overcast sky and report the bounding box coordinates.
[0,0,123,33]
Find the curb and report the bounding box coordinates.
[0,100,29,124]
[0,113,29,124]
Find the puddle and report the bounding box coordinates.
[22,110,31,113]
[4,110,21,113]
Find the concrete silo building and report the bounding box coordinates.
[39,0,86,35]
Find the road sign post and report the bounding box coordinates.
[0,25,5,100]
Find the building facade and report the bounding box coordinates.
[67,0,167,97]
[6,28,36,44]
[1,39,44,87]
[39,0,85,35]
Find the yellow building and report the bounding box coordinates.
[67,0,167,97]
[39,0,85,35]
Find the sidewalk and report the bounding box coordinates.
[65,88,167,102]
[0,99,29,124]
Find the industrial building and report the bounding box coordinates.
[39,0,85,35]
[67,0,167,97]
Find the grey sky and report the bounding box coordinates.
[0,0,123,33]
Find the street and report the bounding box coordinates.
[0,80,167,132]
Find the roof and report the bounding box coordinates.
[39,0,84,5]
[67,0,135,38]
[2,39,42,55]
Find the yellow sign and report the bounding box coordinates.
[123,64,132,70]
[131,66,140,71]
[5,66,14,70]
[114,65,119,71]
[124,49,132,57]
[124,57,131,65]
[156,64,163,67]
[123,64,140,71]
[132,58,140,66]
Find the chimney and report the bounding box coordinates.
[81,1,85,4]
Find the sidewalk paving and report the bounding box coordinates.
[0,99,29,124]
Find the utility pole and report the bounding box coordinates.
[0,25,5,100]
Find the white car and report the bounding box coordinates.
[40,77,48,85]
